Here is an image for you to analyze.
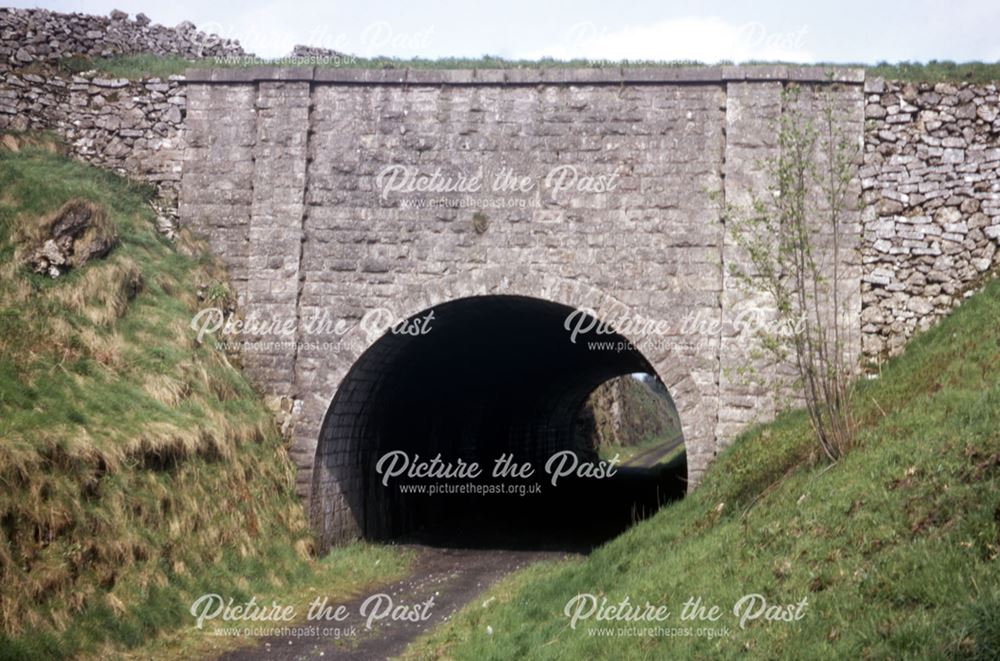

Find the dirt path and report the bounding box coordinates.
[216,545,571,661]
[213,444,681,660]
[622,434,684,468]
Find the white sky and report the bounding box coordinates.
[11,0,1000,62]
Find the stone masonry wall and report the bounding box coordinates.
[0,9,995,370]
[3,8,999,538]
[178,68,864,538]
[861,78,1000,358]
[2,7,996,368]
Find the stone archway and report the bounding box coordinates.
[300,269,714,550]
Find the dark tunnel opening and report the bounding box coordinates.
[313,295,687,552]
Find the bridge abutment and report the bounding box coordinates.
[179,66,865,549]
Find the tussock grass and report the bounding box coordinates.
[47,258,142,326]
[0,138,411,659]
[402,275,1000,659]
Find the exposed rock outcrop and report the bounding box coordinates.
[20,199,117,277]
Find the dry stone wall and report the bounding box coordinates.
[0,8,248,222]
[861,78,1000,358]
[0,68,187,214]
[0,7,244,71]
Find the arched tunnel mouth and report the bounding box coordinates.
[313,295,687,552]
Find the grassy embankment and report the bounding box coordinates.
[50,54,1000,84]
[403,274,1000,659]
[0,136,412,660]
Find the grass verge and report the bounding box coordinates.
[53,54,1000,84]
[402,274,1000,659]
[118,542,412,660]
[0,136,411,660]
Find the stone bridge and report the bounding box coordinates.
[178,66,865,549]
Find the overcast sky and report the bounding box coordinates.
[11,0,1000,62]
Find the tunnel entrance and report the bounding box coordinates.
[312,295,687,551]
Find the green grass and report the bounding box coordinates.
[56,54,1000,83]
[865,60,1000,83]
[402,274,1000,659]
[0,137,412,660]
[117,542,412,661]
[56,54,715,79]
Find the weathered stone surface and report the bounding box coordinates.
[289,44,350,61]
[0,7,246,70]
[176,69,865,548]
[0,66,188,214]
[862,79,1000,363]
